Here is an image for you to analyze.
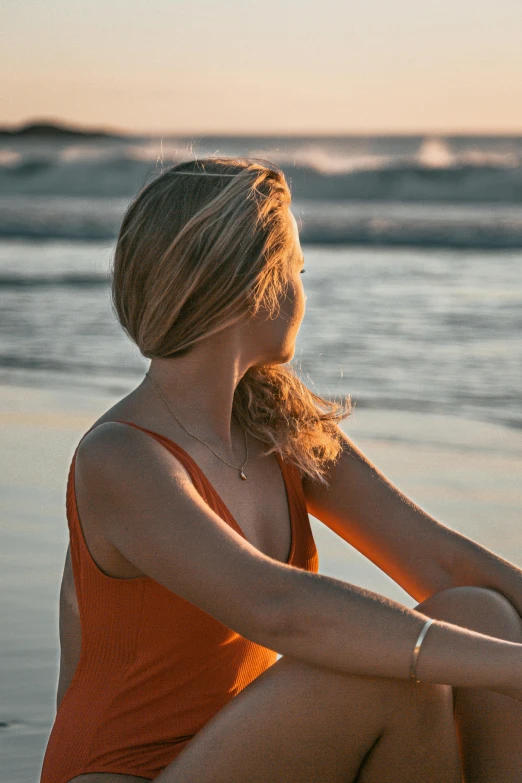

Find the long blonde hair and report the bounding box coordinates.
[110,157,353,485]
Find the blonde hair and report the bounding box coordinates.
[110,157,353,485]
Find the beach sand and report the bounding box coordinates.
[1,382,521,783]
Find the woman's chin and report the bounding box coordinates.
[274,346,296,365]
[253,342,296,368]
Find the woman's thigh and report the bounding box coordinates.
[146,655,461,783]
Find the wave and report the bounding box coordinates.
[301,227,522,249]
[2,196,522,248]
[2,224,522,249]
[0,272,109,288]
[1,149,522,204]
[298,208,522,248]
[289,162,522,204]
[0,195,125,241]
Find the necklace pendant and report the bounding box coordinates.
[239,469,247,480]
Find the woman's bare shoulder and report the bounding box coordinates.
[76,419,189,482]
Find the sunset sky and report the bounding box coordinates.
[3,0,522,134]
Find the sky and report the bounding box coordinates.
[2,0,522,135]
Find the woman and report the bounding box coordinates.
[40,157,522,783]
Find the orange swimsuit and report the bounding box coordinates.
[40,421,319,783]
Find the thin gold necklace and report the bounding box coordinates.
[145,372,248,480]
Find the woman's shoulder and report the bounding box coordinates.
[75,417,192,496]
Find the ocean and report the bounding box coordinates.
[0,130,521,430]
[1,129,522,782]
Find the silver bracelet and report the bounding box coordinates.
[410,618,435,683]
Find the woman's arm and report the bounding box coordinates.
[76,422,522,701]
[303,428,522,615]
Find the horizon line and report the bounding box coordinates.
[2,117,522,138]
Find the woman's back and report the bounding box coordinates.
[40,419,318,783]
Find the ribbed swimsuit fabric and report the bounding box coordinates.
[40,420,319,783]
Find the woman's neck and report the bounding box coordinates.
[143,335,248,450]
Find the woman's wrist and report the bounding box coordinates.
[414,619,522,694]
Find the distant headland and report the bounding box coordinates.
[0,119,128,139]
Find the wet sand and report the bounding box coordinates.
[1,382,521,783]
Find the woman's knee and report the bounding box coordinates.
[276,654,452,727]
[416,586,522,642]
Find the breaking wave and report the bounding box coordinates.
[2,134,522,247]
